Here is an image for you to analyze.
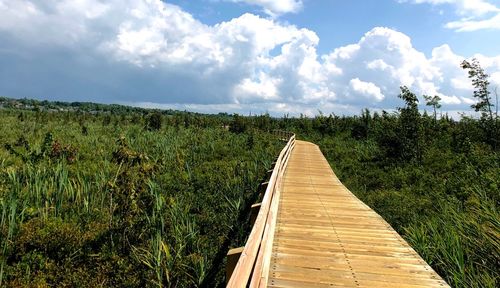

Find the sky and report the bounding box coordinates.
[0,0,499,117]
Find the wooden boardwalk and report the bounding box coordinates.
[266,140,449,288]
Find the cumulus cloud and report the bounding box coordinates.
[322,27,443,106]
[0,0,499,116]
[225,0,303,16]
[400,0,500,31]
[445,13,500,31]
[400,0,499,15]
[0,0,325,107]
[349,78,385,102]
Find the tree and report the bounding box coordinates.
[254,113,272,131]
[229,114,247,133]
[351,109,371,140]
[398,86,422,162]
[146,112,162,131]
[461,58,494,122]
[461,58,498,148]
[423,95,441,123]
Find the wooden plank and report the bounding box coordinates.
[271,264,447,286]
[265,140,449,288]
[272,247,425,265]
[274,239,415,254]
[252,139,296,287]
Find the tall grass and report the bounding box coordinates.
[313,132,499,288]
[405,186,499,287]
[0,110,280,286]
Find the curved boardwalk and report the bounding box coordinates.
[267,140,449,288]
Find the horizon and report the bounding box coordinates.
[1,0,499,117]
[1,95,478,120]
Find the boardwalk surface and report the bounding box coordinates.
[268,140,449,288]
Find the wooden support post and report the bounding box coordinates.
[250,202,262,226]
[260,181,269,190]
[258,181,269,199]
[226,247,244,284]
[266,169,273,180]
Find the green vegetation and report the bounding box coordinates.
[301,111,499,287]
[1,59,498,287]
[0,108,281,287]
[271,78,498,286]
[273,63,499,286]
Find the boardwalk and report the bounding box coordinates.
[266,140,449,288]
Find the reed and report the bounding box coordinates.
[0,110,281,286]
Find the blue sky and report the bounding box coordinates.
[0,0,499,116]
[173,0,500,57]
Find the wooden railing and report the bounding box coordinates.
[226,133,296,287]
[272,130,294,141]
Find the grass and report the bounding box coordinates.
[310,131,499,288]
[0,110,281,287]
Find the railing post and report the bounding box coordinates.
[258,181,269,199]
[250,203,262,226]
[226,247,244,284]
[266,169,273,177]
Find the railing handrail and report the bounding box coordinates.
[271,129,294,140]
[227,133,296,287]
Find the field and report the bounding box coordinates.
[0,107,281,287]
[0,92,499,287]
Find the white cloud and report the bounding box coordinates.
[445,13,500,31]
[451,77,473,90]
[491,72,500,87]
[367,59,392,71]
[322,27,443,106]
[461,96,477,105]
[0,0,499,116]
[349,78,385,102]
[400,0,500,31]
[0,0,326,106]
[401,0,499,16]
[225,0,303,16]
[234,72,281,101]
[437,94,462,105]
[457,0,499,15]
